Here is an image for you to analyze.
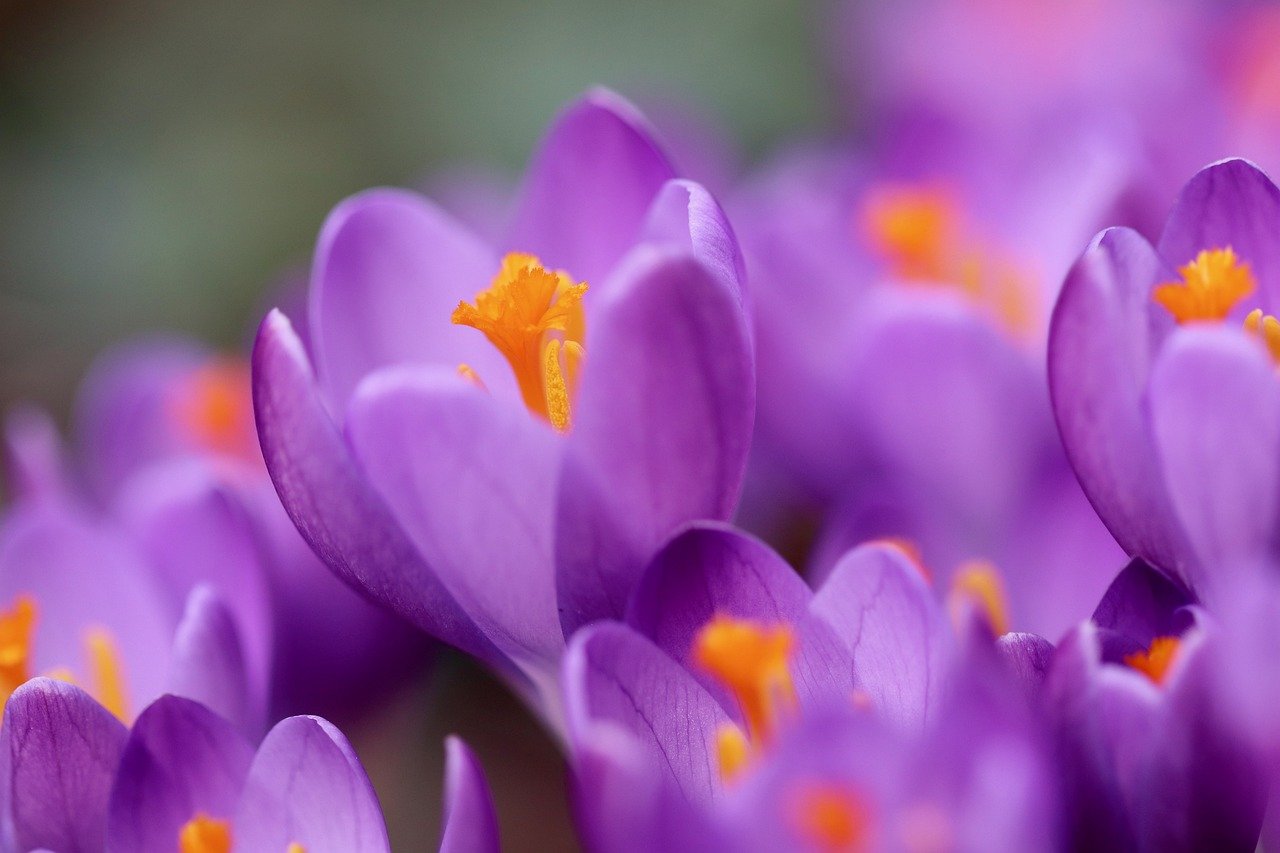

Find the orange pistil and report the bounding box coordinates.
[1245,308,1280,363]
[0,596,36,705]
[1124,635,1182,685]
[179,814,232,853]
[791,783,870,852]
[452,253,587,432]
[1153,248,1256,324]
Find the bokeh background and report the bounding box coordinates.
[0,1,836,848]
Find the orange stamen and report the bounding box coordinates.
[86,627,130,723]
[1124,635,1182,685]
[1245,308,1280,363]
[0,596,35,705]
[693,615,796,746]
[179,814,232,853]
[948,560,1011,636]
[1153,248,1256,324]
[172,359,257,459]
[791,783,870,852]
[451,253,587,432]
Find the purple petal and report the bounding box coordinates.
[996,632,1056,696]
[165,586,263,740]
[345,365,563,669]
[0,503,175,710]
[809,542,951,730]
[1147,326,1280,599]
[563,622,728,805]
[639,179,748,314]
[252,311,509,672]
[0,679,127,853]
[3,406,70,504]
[439,737,500,853]
[1157,158,1280,310]
[557,249,754,631]
[106,695,254,853]
[625,523,847,711]
[1049,226,1191,579]
[1091,559,1193,648]
[504,89,676,286]
[234,716,389,853]
[307,189,506,410]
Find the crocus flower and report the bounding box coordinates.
[1049,157,1280,603]
[563,525,1058,852]
[733,135,1126,641]
[252,89,754,715]
[0,679,388,853]
[5,337,429,721]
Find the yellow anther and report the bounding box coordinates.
[0,596,35,705]
[86,628,129,723]
[1124,635,1181,685]
[790,783,870,853]
[451,253,588,428]
[179,814,232,853]
[1245,308,1280,363]
[172,359,256,459]
[456,363,488,391]
[948,560,1010,636]
[1153,247,1256,324]
[693,615,796,746]
[715,723,751,783]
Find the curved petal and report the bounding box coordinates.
[252,311,509,674]
[557,249,754,632]
[113,461,273,707]
[439,737,500,853]
[625,523,846,710]
[0,679,127,853]
[235,715,389,853]
[996,632,1056,696]
[563,622,728,805]
[1147,326,1280,600]
[345,365,563,668]
[809,543,951,731]
[1158,158,1280,309]
[1091,558,1193,648]
[307,188,505,410]
[165,586,263,740]
[504,89,676,287]
[639,179,748,314]
[1049,226,1191,579]
[106,695,254,853]
[0,503,175,711]
[3,406,70,504]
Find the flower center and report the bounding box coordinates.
[171,359,258,459]
[860,184,1035,339]
[693,614,797,781]
[790,783,870,852]
[180,814,232,853]
[0,595,130,721]
[1124,635,1181,685]
[1153,248,1257,324]
[946,560,1010,636]
[451,253,588,432]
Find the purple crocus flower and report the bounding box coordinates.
[4,337,429,721]
[562,524,1058,851]
[1048,157,1280,604]
[733,134,1126,641]
[252,89,754,715]
[0,679,388,853]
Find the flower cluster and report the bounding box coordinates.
[10,0,1280,850]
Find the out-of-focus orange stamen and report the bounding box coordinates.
[791,783,870,852]
[0,596,36,706]
[694,615,797,747]
[179,814,232,853]
[948,560,1011,636]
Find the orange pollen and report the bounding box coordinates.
[172,359,257,459]
[451,253,587,432]
[948,560,1011,636]
[1153,247,1256,324]
[791,783,870,853]
[1124,635,1182,685]
[287,844,307,853]
[179,813,232,853]
[0,595,36,705]
[693,615,796,749]
[1245,308,1280,364]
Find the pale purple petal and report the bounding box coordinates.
[1049,226,1191,579]
[504,89,676,287]
[165,586,263,740]
[563,622,728,805]
[252,311,509,672]
[106,695,254,853]
[234,716,389,853]
[557,249,754,631]
[3,406,70,504]
[996,632,1056,696]
[638,179,748,313]
[345,365,563,668]
[439,736,500,853]
[1147,326,1280,599]
[307,188,506,410]
[0,679,127,853]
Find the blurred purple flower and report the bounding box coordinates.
[252,89,754,718]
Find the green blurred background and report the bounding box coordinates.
[0,0,835,849]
